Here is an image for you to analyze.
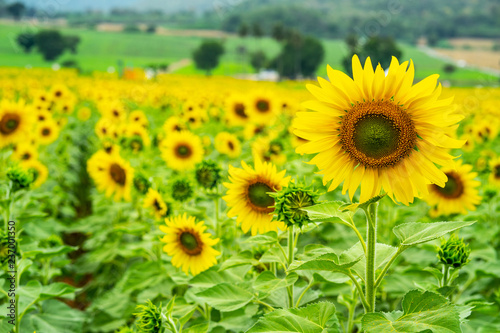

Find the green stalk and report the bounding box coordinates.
[442,264,450,287]
[287,225,295,308]
[347,288,358,333]
[364,202,378,312]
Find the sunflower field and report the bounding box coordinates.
[0,56,500,333]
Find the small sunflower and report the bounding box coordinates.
[294,55,464,205]
[162,116,187,134]
[488,157,500,187]
[252,136,286,166]
[159,214,220,276]
[122,123,151,151]
[143,188,168,221]
[12,142,38,162]
[87,150,134,201]
[160,131,204,171]
[21,159,48,188]
[0,99,35,148]
[36,119,60,145]
[248,92,278,125]
[214,132,241,158]
[223,158,290,235]
[225,94,250,126]
[424,161,481,216]
[129,110,149,128]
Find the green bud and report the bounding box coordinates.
[171,178,193,202]
[133,300,162,333]
[7,165,34,191]
[195,160,221,190]
[271,181,320,228]
[39,235,63,248]
[134,173,151,195]
[438,234,471,268]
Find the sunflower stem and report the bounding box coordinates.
[442,264,450,287]
[287,225,295,308]
[214,196,223,258]
[364,201,378,313]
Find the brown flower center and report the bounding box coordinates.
[247,181,275,213]
[0,113,20,135]
[175,144,192,158]
[256,99,270,113]
[179,230,202,255]
[41,128,51,136]
[234,103,248,119]
[109,163,126,186]
[340,100,417,168]
[432,171,464,199]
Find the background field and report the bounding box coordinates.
[0,24,498,86]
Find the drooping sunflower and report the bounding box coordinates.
[214,132,241,158]
[87,150,134,201]
[160,131,204,171]
[294,55,464,205]
[0,99,35,148]
[143,188,168,221]
[223,158,290,235]
[21,159,48,188]
[488,157,500,187]
[36,119,60,145]
[159,214,220,276]
[424,161,481,216]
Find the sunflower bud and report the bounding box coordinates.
[438,234,471,268]
[0,229,10,264]
[7,165,34,191]
[134,173,151,195]
[271,182,319,228]
[195,160,221,190]
[39,235,63,248]
[133,300,162,333]
[171,178,193,202]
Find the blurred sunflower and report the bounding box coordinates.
[223,158,290,235]
[129,110,149,128]
[21,159,48,188]
[225,94,249,126]
[214,132,241,158]
[0,99,35,148]
[162,116,187,134]
[294,55,464,205]
[489,157,500,187]
[12,142,38,162]
[87,150,134,201]
[160,131,204,171]
[49,84,70,101]
[36,119,60,145]
[95,117,117,140]
[248,92,278,125]
[36,110,53,123]
[123,123,151,151]
[252,136,286,166]
[143,188,168,221]
[424,161,481,216]
[159,213,220,276]
[77,107,92,121]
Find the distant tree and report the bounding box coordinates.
[124,24,140,33]
[146,24,157,33]
[238,23,249,38]
[250,50,267,72]
[443,64,456,74]
[64,35,81,54]
[192,41,225,75]
[6,2,25,20]
[16,32,35,53]
[345,33,358,50]
[271,23,286,42]
[35,30,66,61]
[252,22,263,38]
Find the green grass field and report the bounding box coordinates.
[0,24,497,85]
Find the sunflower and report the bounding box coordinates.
[36,110,53,123]
[223,158,290,235]
[49,84,70,101]
[143,188,168,221]
[252,136,286,166]
[12,142,38,162]
[77,107,92,121]
[214,132,241,158]
[489,157,500,187]
[247,92,278,125]
[87,150,134,201]
[160,131,204,171]
[159,214,220,276]
[95,117,117,140]
[129,110,149,128]
[424,161,481,216]
[162,116,187,134]
[294,55,464,205]
[122,123,151,151]
[0,99,35,148]
[36,119,60,145]
[21,159,48,188]
[225,94,250,126]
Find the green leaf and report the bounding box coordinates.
[301,201,353,224]
[253,271,298,292]
[393,221,476,247]
[25,299,85,333]
[289,253,361,275]
[362,290,461,333]
[195,283,254,312]
[244,231,278,246]
[340,242,398,280]
[219,251,260,271]
[184,322,209,333]
[260,246,287,267]
[246,302,340,332]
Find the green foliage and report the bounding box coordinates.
[6,2,25,20]
[16,33,36,53]
[35,30,67,61]
[192,40,225,75]
[393,221,476,247]
[362,290,461,333]
[249,50,267,72]
[195,283,255,311]
[7,165,33,190]
[195,160,221,190]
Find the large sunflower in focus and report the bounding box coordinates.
[160,131,204,171]
[294,55,464,205]
[0,100,35,148]
[160,214,219,276]
[87,150,134,201]
[424,161,481,216]
[223,158,290,235]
